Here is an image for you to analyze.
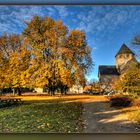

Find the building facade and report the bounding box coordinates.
[98,44,137,92]
[69,85,83,94]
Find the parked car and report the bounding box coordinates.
[83,91,91,94]
[83,90,100,95]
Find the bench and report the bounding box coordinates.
[0,97,23,107]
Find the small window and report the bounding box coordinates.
[126,54,130,57]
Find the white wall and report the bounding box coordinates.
[69,85,83,94]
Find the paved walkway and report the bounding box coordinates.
[81,97,139,133]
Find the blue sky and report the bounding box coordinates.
[0,6,140,81]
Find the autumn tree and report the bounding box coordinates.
[23,16,92,95]
[113,63,140,97]
[0,16,92,96]
[132,34,140,57]
[8,45,31,95]
[91,82,101,93]
[0,33,20,93]
[0,33,31,95]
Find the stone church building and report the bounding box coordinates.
[98,44,137,92]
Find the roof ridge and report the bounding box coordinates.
[115,44,135,57]
[98,65,120,76]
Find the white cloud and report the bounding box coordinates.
[44,7,56,16]
[77,6,140,37]
[54,6,68,18]
[0,6,71,35]
[0,5,140,40]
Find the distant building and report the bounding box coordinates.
[83,86,92,91]
[115,44,137,74]
[69,85,83,94]
[98,44,137,92]
[34,88,44,93]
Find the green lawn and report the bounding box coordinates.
[0,100,83,133]
[128,107,140,124]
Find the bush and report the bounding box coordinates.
[131,99,140,106]
[109,95,133,107]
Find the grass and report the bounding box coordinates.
[2,94,138,133]
[128,107,140,124]
[106,94,140,126]
[118,97,140,125]
[0,98,83,133]
[15,94,106,101]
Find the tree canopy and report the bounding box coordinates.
[0,16,93,95]
[132,34,140,57]
[112,63,140,96]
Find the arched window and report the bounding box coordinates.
[126,54,130,58]
[119,55,122,58]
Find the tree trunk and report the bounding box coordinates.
[12,88,15,95]
[60,86,64,96]
[0,89,3,96]
[17,88,21,96]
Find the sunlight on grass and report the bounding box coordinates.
[127,106,140,124]
[0,95,107,133]
[15,95,107,102]
[98,113,130,124]
[0,99,83,133]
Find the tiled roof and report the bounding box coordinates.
[84,86,92,91]
[115,44,135,57]
[98,65,120,76]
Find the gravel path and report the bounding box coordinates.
[81,98,139,133]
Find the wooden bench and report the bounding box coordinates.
[0,97,23,107]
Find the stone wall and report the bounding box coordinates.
[99,75,119,83]
[99,75,119,92]
[69,85,83,94]
[34,88,44,93]
[116,53,134,70]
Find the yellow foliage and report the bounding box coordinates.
[0,16,93,94]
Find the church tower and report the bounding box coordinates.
[115,44,136,72]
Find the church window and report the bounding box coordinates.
[126,54,130,57]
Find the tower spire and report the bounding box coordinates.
[115,43,135,57]
[115,44,135,71]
